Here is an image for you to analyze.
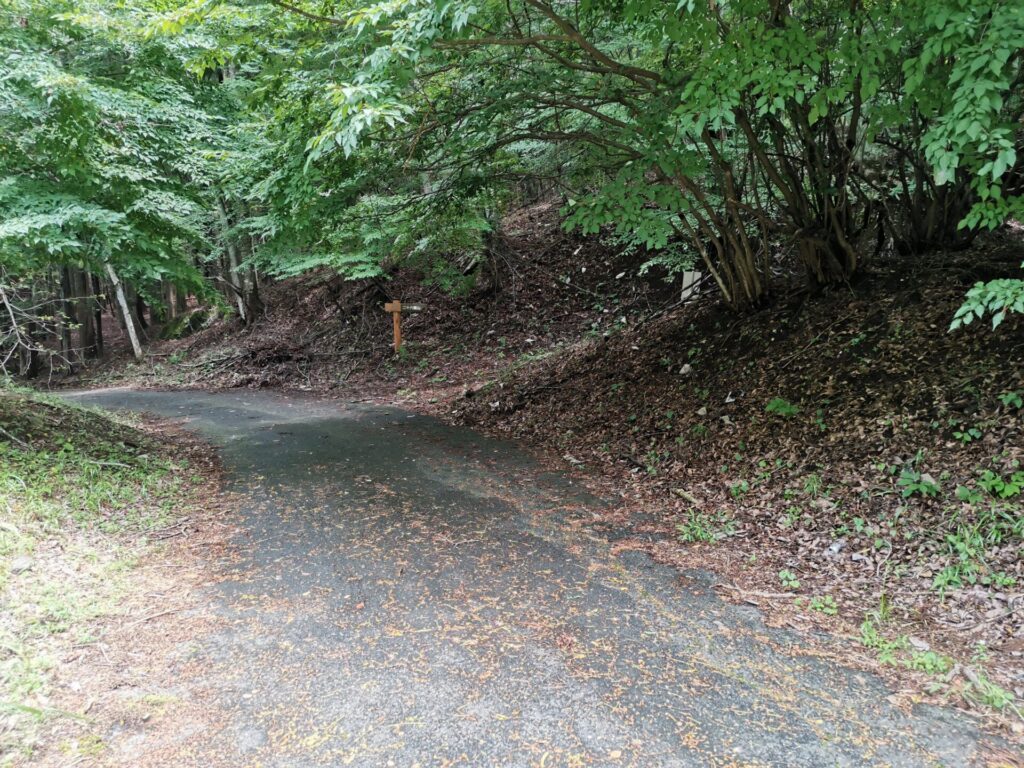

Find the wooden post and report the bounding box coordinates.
[384,301,424,353]
[384,300,402,352]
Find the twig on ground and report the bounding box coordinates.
[0,425,29,448]
[717,583,795,600]
[123,608,180,629]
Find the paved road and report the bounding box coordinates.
[70,389,1004,767]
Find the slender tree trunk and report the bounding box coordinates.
[217,198,247,323]
[21,312,40,378]
[76,268,98,358]
[163,280,177,321]
[134,292,149,333]
[58,268,75,369]
[105,263,143,360]
[239,230,264,319]
[23,282,40,378]
[92,273,104,357]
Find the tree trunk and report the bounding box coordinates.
[163,280,178,321]
[175,283,187,316]
[58,267,75,370]
[75,268,98,358]
[217,198,247,323]
[239,231,264,319]
[134,292,149,332]
[21,316,40,378]
[92,273,104,357]
[105,263,143,360]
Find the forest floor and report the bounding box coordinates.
[0,386,227,767]
[59,204,1024,743]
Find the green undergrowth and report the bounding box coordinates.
[0,384,203,765]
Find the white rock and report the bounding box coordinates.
[827,538,847,556]
[908,636,930,651]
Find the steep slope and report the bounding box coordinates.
[457,231,1024,725]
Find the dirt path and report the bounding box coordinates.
[64,389,1008,767]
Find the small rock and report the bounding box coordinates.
[908,636,930,651]
[678,363,693,376]
[696,406,707,417]
[10,556,33,575]
[827,538,847,556]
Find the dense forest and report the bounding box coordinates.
[1,0,1022,374]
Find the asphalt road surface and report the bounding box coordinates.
[68,389,1006,767]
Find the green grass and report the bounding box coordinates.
[0,384,204,765]
[675,508,735,543]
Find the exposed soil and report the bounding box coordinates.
[51,205,1024,738]
[25,442,238,768]
[0,393,237,766]
[71,202,677,396]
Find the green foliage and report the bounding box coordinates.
[112,0,1020,311]
[976,468,1024,499]
[808,595,838,616]
[998,390,1023,409]
[964,670,1018,712]
[728,480,750,498]
[950,267,1024,331]
[904,0,1024,230]
[934,467,1022,593]
[675,509,735,544]
[907,650,953,676]
[5,0,1024,341]
[802,473,824,498]
[0,389,183,532]
[952,426,982,444]
[859,620,910,666]
[860,626,953,677]
[0,0,215,314]
[765,397,800,419]
[778,569,801,591]
[896,468,941,498]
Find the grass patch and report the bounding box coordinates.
[0,384,208,765]
[675,508,736,543]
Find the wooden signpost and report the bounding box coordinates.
[383,301,423,353]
